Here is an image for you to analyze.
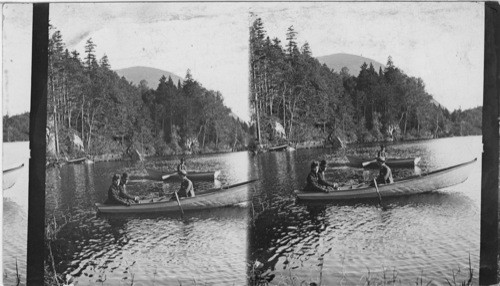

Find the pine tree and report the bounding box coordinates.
[285,26,298,56]
[300,42,312,57]
[84,38,97,70]
[99,54,111,69]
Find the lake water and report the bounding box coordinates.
[3,141,30,286]
[249,136,481,286]
[1,137,484,285]
[44,151,251,286]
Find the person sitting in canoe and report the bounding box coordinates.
[303,161,330,193]
[319,160,338,189]
[377,145,387,161]
[106,174,132,206]
[171,169,195,200]
[376,157,394,184]
[119,173,139,203]
[177,158,187,174]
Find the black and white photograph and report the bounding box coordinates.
[4,2,254,286]
[2,2,500,286]
[3,4,33,286]
[248,2,484,285]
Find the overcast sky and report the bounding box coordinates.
[3,3,251,121]
[2,4,33,117]
[251,2,484,111]
[2,2,484,119]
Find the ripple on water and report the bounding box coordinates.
[250,137,481,285]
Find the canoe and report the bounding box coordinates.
[145,169,221,181]
[66,157,86,164]
[346,155,421,168]
[3,163,25,190]
[295,158,476,201]
[95,179,257,214]
[268,144,289,152]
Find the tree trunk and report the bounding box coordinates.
[253,65,262,143]
[202,124,207,148]
[81,94,85,148]
[232,125,238,151]
[87,110,96,153]
[53,105,59,157]
[289,96,296,139]
[282,84,287,134]
[51,77,60,157]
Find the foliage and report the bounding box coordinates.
[250,17,482,145]
[3,112,30,142]
[43,25,250,156]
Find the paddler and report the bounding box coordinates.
[377,145,387,161]
[171,170,195,200]
[303,161,330,193]
[376,157,394,184]
[106,174,131,206]
[119,173,139,203]
[177,158,187,174]
[318,160,338,189]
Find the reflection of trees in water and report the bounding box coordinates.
[46,214,131,282]
[45,167,62,213]
[249,202,329,283]
[249,191,475,285]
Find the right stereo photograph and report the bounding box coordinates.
[248,2,484,285]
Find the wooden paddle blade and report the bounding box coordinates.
[174,191,184,215]
[162,172,178,180]
[362,160,376,167]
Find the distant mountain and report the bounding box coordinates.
[316,53,385,76]
[115,66,184,89]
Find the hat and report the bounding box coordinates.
[320,160,327,166]
[311,161,319,169]
[178,170,187,176]
[122,173,129,180]
[112,174,121,181]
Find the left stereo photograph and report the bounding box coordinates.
[3,3,255,286]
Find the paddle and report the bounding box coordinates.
[373,179,383,206]
[161,172,178,180]
[362,159,377,167]
[174,191,185,216]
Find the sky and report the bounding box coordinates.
[2,2,484,119]
[2,4,33,117]
[251,2,484,111]
[3,3,251,121]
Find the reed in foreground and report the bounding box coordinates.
[249,255,475,286]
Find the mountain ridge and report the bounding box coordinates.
[114,66,184,89]
[316,53,385,76]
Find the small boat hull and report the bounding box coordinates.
[66,157,87,164]
[146,169,220,181]
[95,180,254,214]
[346,155,420,168]
[3,163,25,190]
[268,144,289,152]
[296,158,476,201]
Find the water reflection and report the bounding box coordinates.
[46,151,251,286]
[250,137,481,285]
[3,142,30,286]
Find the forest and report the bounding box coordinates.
[250,17,482,146]
[30,25,250,159]
[3,112,30,142]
